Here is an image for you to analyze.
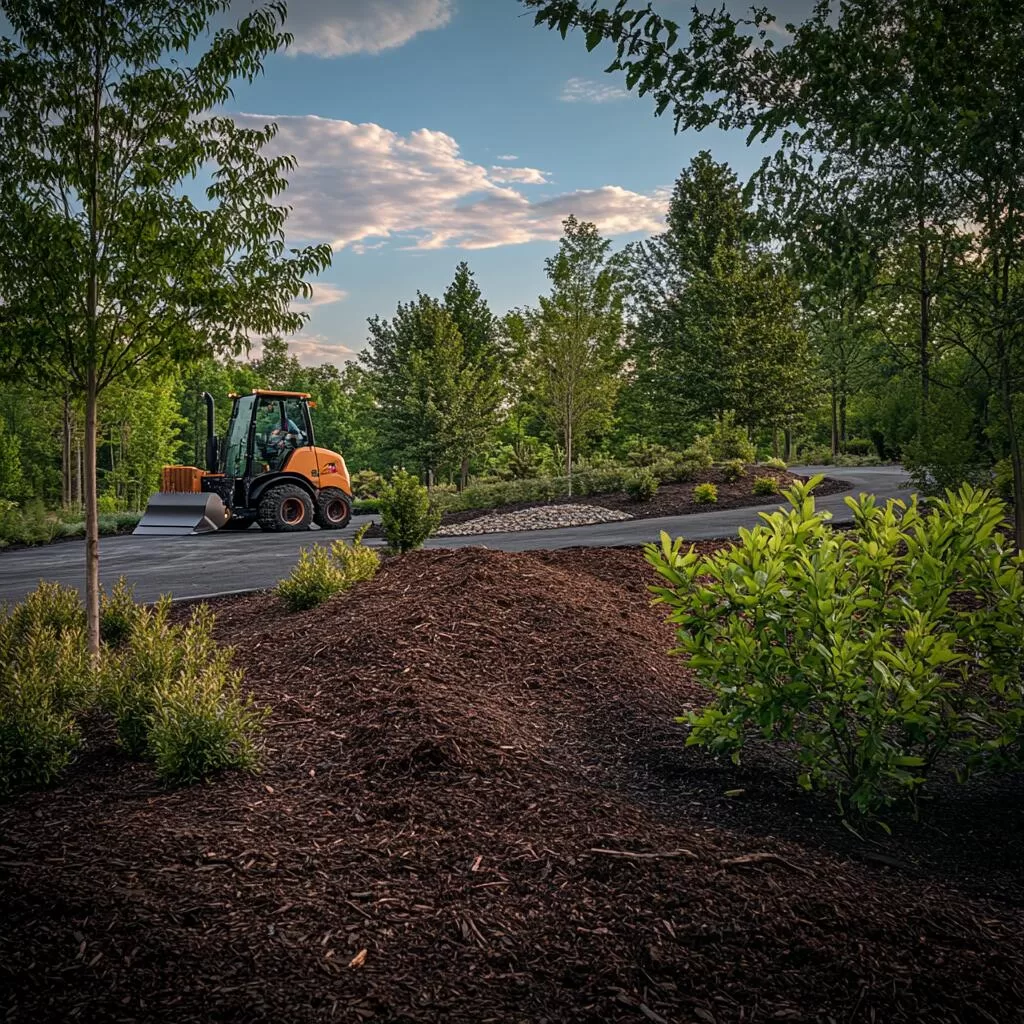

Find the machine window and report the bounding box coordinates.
[221,394,255,477]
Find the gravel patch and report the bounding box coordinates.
[435,502,633,536]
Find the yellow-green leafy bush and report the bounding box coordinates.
[646,478,1024,815]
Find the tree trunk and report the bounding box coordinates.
[62,396,72,509]
[565,419,573,499]
[459,455,469,492]
[830,387,839,456]
[84,367,101,658]
[839,391,848,452]
[771,424,779,459]
[784,424,793,463]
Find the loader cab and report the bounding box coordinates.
[220,391,315,480]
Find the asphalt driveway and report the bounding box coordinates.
[0,465,911,605]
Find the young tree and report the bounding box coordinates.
[529,215,625,492]
[0,1,332,654]
[442,262,507,488]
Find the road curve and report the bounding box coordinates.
[0,465,911,605]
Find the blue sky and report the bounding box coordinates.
[226,0,802,364]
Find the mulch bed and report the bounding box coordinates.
[2,546,1023,1023]
[436,469,850,530]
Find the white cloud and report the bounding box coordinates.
[489,165,549,185]
[232,113,666,250]
[232,0,453,58]
[291,281,349,308]
[495,154,519,162]
[559,77,628,103]
[249,333,356,367]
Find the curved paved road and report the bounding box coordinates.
[0,465,911,605]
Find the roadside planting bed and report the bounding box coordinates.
[436,468,850,531]
[1,546,1022,1023]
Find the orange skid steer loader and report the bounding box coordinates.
[135,389,352,536]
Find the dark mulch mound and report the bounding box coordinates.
[2,546,1023,1024]
[435,469,850,530]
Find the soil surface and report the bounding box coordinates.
[2,546,1023,1024]
[436,469,850,530]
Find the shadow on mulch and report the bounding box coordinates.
[2,545,1022,1024]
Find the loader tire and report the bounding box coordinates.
[314,488,352,530]
[257,485,313,532]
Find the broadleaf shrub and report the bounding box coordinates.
[380,468,441,553]
[762,457,787,470]
[625,469,658,503]
[753,475,779,496]
[645,478,1024,815]
[693,482,718,504]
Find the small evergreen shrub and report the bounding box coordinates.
[145,608,267,785]
[693,482,718,504]
[352,498,381,516]
[721,459,747,483]
[625,437,671,467]
[330,524,381,587]
[762,457,787,470]
[380,468,441,553]
[350,469,384,499]
[753,475,780,496]
[682,436,715,469]
[276,546,348,612]
[625,469,659,503]
[100,578,141,648]
[645,479,1024,815]
[102,601,267,782]
[0,582,91,794]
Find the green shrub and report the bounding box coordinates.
[625,437,671,467]
[330,524,381,586]
[652,457,699,484]
[721,458,747,483]
[797,444,835,465]
[352,498,381,516]
[380,468,440,554]
[645,479,1024,816]
[845,437,873,456]
[625,469,659,503]
[762,457,787,470]
[994,457,1015,501]
[682,436,715,469]
[0,582,92,794]
[102,601,266,782]
[753,475,780,496]
[693,482,718,504]
[276,545,348,612]
[0,663,80,796]
[100,577,141,648]
[693,415,756,463]
[350,469,384,500]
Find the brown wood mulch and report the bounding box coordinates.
[435,470,851,529]
[2,546,1023,1024]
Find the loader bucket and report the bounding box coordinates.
[133,492,228,536]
